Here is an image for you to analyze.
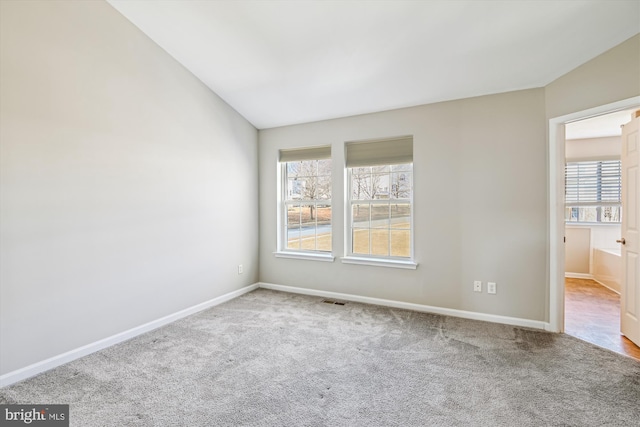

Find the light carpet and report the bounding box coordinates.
[1,289,639,426]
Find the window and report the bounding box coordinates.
[279,146,332,257]
[565,160,621,223]
[345,136,416,268]
[349,164,412,256]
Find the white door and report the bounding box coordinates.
[621,112,640,346]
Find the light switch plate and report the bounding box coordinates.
[487,282,497,294]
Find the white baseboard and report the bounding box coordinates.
[0,283,259,388]
[258,282,550,331]
[2,281,553,388]
[565,272,593,279]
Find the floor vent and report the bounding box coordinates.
[322,299,346,306]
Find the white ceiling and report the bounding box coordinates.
[106,0,640,130]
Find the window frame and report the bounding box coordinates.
[275,151,334,262]
[343,163,417,269]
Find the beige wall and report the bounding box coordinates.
[565,225,621,275]
[565,136,621,161]
[2,0,639,379]
[546,34,640,119]
[259,89,548,321]
[259,33,640,325]
[0,1,258,375]
[546,33,638,324]
[565,228,591,274]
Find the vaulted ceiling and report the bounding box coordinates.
[107,1,640,129]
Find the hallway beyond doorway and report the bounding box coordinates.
[565,277,640,360]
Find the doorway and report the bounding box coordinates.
[563,110,639,358]
[548,96,640,358]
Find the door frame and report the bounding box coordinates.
[548,96,640,333]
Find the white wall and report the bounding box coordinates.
[0,1,258,375]
[593,247,621,293]
[259,89,547,321]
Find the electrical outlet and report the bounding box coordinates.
[487,282,497,294]
[473,281,482,292]
[238,264,243,275]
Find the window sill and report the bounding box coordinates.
[565,222,621,227]
[274,251,335,262]
[340,256,418,270]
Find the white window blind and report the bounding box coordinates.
[565,160,621,206]
[345,136,413,167]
